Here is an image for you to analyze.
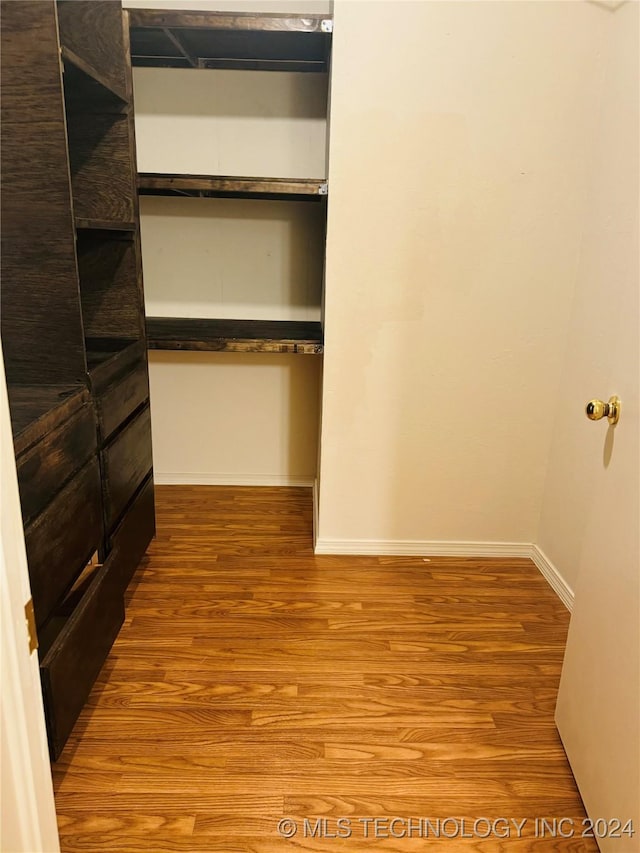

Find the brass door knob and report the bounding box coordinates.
[585,395,621,425]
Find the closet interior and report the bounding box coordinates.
[1,0,331,758]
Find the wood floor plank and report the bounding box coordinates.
[55,485,596,852]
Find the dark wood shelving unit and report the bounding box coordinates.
[8,385,88,455]
[147,317,323,355]
[129,9,332,72]
[132,10,330,357]
[2,0,155,761]
[138,172,328,201]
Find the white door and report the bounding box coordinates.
[555,4,639,850]
[555,363,639,849]
[0,351,60,853]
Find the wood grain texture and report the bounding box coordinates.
[0,0,87,386]
[94,356,149,442]
[75,219,136,233]
[8,385,87,455]
[53,486,597,852]
[61,46,128,110]
[138,173,327,201]
[128,10,332,73]
[127,9,329,33]
[25,456,102,629]
[76,234,142,341]
[102,404,152,529]
[146,317,324,354]
[66,112,135,226]
[121,12,150,360]
[41,558,125,760]
[86,338,145,388]
[57,1,128,102]
[108,475,156,591]
[16,401,97,525]
[2,0,154,770]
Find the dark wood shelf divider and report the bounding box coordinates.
[58,0,129,101]
[85,338,144,378]
[128,9,331,32]
[75,218,136,233]
[61,45,128,106]
[8,385,88,456]
[147,317,323,354]
[128,8,332,72]
[138,172,327,201]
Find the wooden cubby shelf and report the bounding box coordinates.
[85,338,143,375]
[128,9,332,72]
[61,46,128,107]
[75,218,136,233]
[3,0,155,763]
[146,317,323,354]
[8,385,88,454]
[138,172,327,201]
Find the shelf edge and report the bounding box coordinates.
[138,173,328,200]
[61,45,129,105]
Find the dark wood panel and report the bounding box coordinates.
[25,458,103,630]
[138,173,327,201]
[128,10,331,72]
[66,112,135,226]
[86,339,146,392]
[102,405,153,530]
[77,235,142,341]
[0,0,86,386]
[16,403,97,525]
[94,358,149,442]
[3,0,151,773]
[121,14,149,350]
[128,9,329,33]
[61,46,128,111]
[8,385,87,456]
[40,558,125,760]
[75,219,135,233]
[57,1,128,102]
[109,475,155,593]
[146,317,324,355]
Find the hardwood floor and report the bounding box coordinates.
[53,486,598,852]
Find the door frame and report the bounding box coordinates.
[0,349,60,853]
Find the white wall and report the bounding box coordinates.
[317,0,609,548]
[538,0,639,593]
[134,68,327,179]
[148,351,320,485]
[131,3,327,485]
[140,196,324,321]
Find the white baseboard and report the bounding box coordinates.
[314,537,574,611]
[530,545,575,611]
[314,538,532,557]
[154,472,314,487]
[151,483,576,612]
